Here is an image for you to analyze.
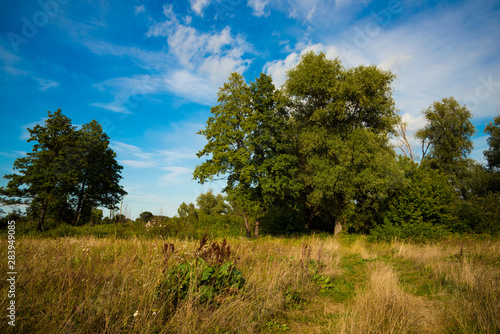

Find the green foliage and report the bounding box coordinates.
[456,192,500,235]
[260,203,307,235]
[417,97,476,175]
[265,321,290,332]
[194,73,301,237]
[90,209,103,225]
[308,259,335,292]
[370,168,458,241]
[0,109,126,230]
[285,52,400,232]
[138,211,153,223]
[385,169,458,227]
[484,114,500,171]
[370,220,451,242]
[156,238,245,313]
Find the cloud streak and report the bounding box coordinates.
[89,4,252,113]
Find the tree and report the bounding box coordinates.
[416,97,476,174]
[69,120,127,225]
[194,73,300,238]
[177,202,198,225]
[0,110,77,230]
[393,121,417,161]
[285,52,400,235]
[0,110,126,230]
[484,114,500,171]
[139,211,154,222]
[196,190,228,216]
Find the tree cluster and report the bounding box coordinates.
[0,110,127,230]
[194,52,500,238]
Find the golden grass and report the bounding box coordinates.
[337,262,425,334]
[1,235,499,333]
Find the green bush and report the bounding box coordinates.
[372,168,457,241]
[370,220,450,242]
[156,259,245,308]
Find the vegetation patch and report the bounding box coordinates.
[156,234,245,315]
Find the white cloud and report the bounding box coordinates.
[378,52,412,73]
[112,140,198,171]
[91,102,132,114]
[160,167,193,185]
[263,43,340,87]
[112,141,155,160]
[267,0,500,125]
[0,45,20,64]
[120,160,156,168]
[2,66,27,77]
[134,4,146,15]
[247,0,270,17]
[287,0,318,22]
[190,0,211,16]
[0,45,27,77]
[36,78,59,91]
[263,53,299,88]
[91,5,252,111]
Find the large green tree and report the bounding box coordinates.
[194,73,300,238]
[0,110,126,230]
[1,110,77,230]
[285,51,401,234]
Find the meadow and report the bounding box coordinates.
[1,234,499,333]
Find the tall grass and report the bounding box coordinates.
[395,238,500,333]
[1,234,499,333]
[337,262,424,333]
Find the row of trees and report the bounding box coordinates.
[0,110,127,230]
[194,51,500,238]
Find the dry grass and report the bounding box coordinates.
[337,262,425,334]
[0,235,499,333]
[394,238,500,333]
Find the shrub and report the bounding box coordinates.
[155,235,245,314]
[372,168,457,241]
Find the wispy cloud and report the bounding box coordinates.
[19,118,47,141]
[265,0,500,122]
[120,160,156,168]
[160,166,193,185]
[134,4,146,15]
[248,0,270,17]
[190,0,212,16]
[89,4,252,113]
[36,77,59,91]
[112,140,198,170]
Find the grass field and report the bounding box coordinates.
[1,234,499,333]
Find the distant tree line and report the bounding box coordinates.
[194,51,500,239]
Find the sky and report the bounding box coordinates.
[1,0,499,219]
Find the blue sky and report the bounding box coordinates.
[1,0,499,219]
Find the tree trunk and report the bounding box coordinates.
[38,197,48,231]
[74,194,87,226]
[243,212,251,239]
[73,179,87,225]
[254,219,259,239]
[334,217,342,236]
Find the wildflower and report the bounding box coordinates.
[133,310,139,317]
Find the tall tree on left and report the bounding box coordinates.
[0,110,127,230]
